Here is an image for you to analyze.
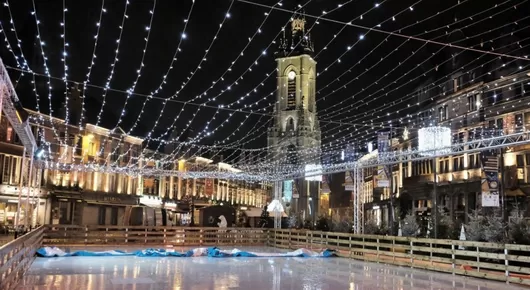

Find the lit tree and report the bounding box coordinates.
[401,212,420,237]
[258,206,269,228]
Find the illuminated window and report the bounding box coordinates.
[287,71,296,109]
[6,127,12,142]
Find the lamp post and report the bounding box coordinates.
[418,126,451,239]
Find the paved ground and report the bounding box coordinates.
[17,246,524,290]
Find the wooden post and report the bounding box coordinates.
[504,247,509,283]
[430,242,433,267]
[451,242,455,275]
[377,238,380,262]
[392,238,396,263]
[477,247,480,272]
[349,236,352,258]
[410,240,414,268]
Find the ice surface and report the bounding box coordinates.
[17,246,522,290]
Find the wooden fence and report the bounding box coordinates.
[0,226,45,290]
[269,229,530,285]
[5,226,530,288]
[43,225,268,247]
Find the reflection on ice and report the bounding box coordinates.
[18,246,522,290]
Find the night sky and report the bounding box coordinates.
[1,0,529,165]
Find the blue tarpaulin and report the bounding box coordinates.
[36,246,336,258]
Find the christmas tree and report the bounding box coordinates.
[258,206,269,228]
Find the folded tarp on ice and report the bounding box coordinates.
[36,246,336,258]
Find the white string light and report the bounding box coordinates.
[94,0,130,127]
[319,0,524,120]
[3,0,529,181]
[31,0,67,152]
[167,0,360,162]
[80,0,106,130]
[61,0,70,151]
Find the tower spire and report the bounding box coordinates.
[275,11,314,57]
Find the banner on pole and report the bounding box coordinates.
[376,131,391,188]
[344,171,355,191]
[480,150,500,207]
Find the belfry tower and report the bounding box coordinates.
[267,14,321,221]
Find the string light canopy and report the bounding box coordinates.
[1,0,530,181]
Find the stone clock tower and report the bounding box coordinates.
[267,14,321,221]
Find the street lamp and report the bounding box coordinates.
[418,126,451,238]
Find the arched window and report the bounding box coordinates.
[287,71,296,109]
[286,117,295,131]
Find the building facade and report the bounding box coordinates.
[359,49,530,230]
[0,109,271,227]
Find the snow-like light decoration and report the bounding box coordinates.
[151,1,319,164]
[162,0,356,160]
[418,126,451,156]
[267,199,284,213]
[93,0,132,130]
[304,164,322,181]
[175,0,488,163]
[305,29,527,153]
[80,0,106,129]
[31,0,67,149]
[6,0,524,178]
[319,2,522,121]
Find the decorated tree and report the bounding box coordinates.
[508,207,530,244]
[315,216,330,231]
[401,212,420,237]
[465,209,505,243]
[287,211,300,229]
[258,206,269,228]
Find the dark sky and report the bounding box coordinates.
[1,0,529,164]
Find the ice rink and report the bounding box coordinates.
[17,247,523,290]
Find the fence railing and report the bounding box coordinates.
[5,226,530,288]
[0,226,45,290]
[43,225,268,247]
[268,229,530,286]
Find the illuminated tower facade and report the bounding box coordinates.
[267,14,321,221]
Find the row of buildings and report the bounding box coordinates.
[354,50,530,229]
[0,89,271,227]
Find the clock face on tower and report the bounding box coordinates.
[288,71,296,80]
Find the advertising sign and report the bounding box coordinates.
[480,150,500,207]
